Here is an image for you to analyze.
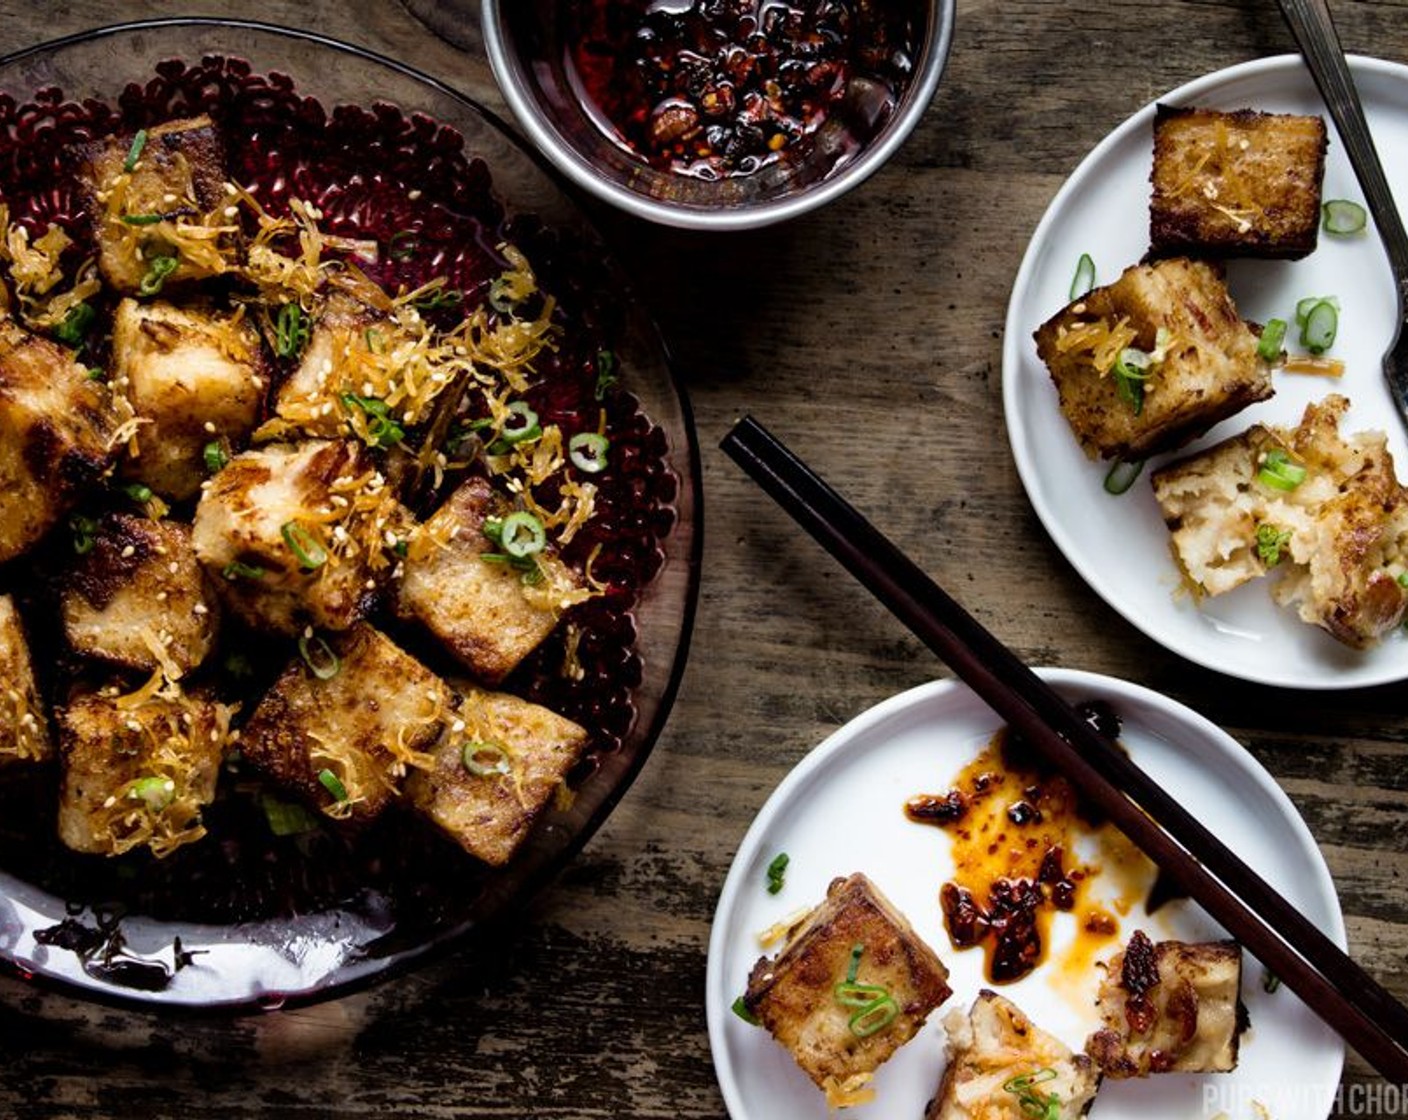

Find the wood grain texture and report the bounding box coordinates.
[0,0,1403,1115]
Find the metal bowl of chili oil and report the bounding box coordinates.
[483,0,955,230]
[0,18,700,1009]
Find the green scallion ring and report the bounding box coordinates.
[123,129,148,172]
[222,560,266,581]
[498,511,546,558]
[848,995,899,1038]
[203,441,229,474]
[1300,299,1338,354]
[281,520,329,571]
[499,401,542,444]
[318,767,349,803]
[1258,448,1307,491]
[730,995,759,1025]
[1069,252,1096,301]
[298,633,341,681]
[138,254,179,296]
[1295,294,1337,327]
[833,981,890,1008]
[122,482,154,504]
[1103,458,1145,496]
[568,431,610,474]
[126,775,175,810]
[1257,317,1288,362]
[1322,199,1368,235]
[461,741,512,777]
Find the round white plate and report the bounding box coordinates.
[1003,55,1408,688]
[706,670,1344,1120]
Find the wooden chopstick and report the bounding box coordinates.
[721,414,1408,1082]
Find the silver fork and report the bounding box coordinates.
[1279,0,1408,433]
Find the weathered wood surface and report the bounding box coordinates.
[0,0,1404,1115]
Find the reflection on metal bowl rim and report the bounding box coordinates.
[482,0,956,230]
[0,17,701,1010]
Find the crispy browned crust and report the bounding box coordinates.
[744,873,952,1091]
[1150,105,1328,260]
[1085,930,1244,1077]
[1033,257,1272,461]
[239,622,451,822]
[77,116,231,293]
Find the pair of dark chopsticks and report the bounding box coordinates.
[721,415,1408,1083]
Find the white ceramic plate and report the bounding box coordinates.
[706,670,1344,1120]
[1003,55,1408,688]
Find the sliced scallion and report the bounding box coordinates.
[123,129,148,172]
[203,441,229,474]
[568,431,610,473]
[121,213,165,226]
[262,794,321,837]
[1003,1068,1061,1120]
[388,230,419,262]
[1295,294,1338,327]
[298,633,340,680]
[1112,347,1151,415]
[462,741,512,777]
[122,482,154,504]
[1256,522,1292,567]
[138,254,179,296]
[730,995,759,1025]
[274,302,309,359]
[491,401,541,450]
[594,349,619,401]
[281,520,328,571]
[54,302,95,347]
[765,851,788,895]
[1300,299,1338,354]
[848,995,899,1038]
[1103,458,1144,496]
[1069,252,1096,300]
[70,513,98,555]
[222,560,266,581]
[834,981,889,1008]
[86,367,106,381]
[845,942,864,983]
[1322,199,1367,235]
[126,775,175,810]
[498,511,547,558]
[1258,448,1307,491]
[318,768,349,803]
[1257,318,1287,362]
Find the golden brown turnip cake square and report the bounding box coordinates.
[397,476,579,684]
[56,684,230,858]
[1151,106,1328,260]
[238,622,451,823]
[112,298,266,501]
[1085,929,1244,1077]
[0,593,51,764]
[928,991,1101,1120]
[77,116,233,293]
[192,439,396,635]
[1152,394,1408,648]
[0,317,117,563]
[404,687,589,866]
[742,873,952,1107]
[60,514,221,676]
[1033,257,1272,462]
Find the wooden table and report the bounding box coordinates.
[0,0,1404,1115]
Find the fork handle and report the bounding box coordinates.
[1279,0,1408,284]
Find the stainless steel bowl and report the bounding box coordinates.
[482,1,955,230]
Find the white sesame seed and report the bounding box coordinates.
[120,545,136,559]
[203,421,217,433]
[193,603,208,616]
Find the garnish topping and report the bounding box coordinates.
[730,995,759,1025]
[317,767,349,803]
[121,213,167,226]
[1103,458,1144,496]
[125,775,176,811]
[202,440,229,474]
[1256,523,1292,567]
[298,633,341,680]
[1257,317,1287,362]
[1258,448,1307,492]
[1069,252,1096,300]
[765,851,789,895]
[138,254,179,296]
[1322,199,1367,235]
[832,943,899,1038]
[569,432,610,474]
[388,230,419,261]
[54,302,96,347]
[222,560,266,581]
[69,513,98,555]
[1299,298,1338,355]
[484,511,548,562]
[274,301,310,358]
[281,520,329,571]
[462,741,512,777]
[488,401,542,453]
[123,128,148,172]
[122,482,154,504]
[1003,1068,1061,1120]
[340,392,405,448]
[594,349,619,401]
